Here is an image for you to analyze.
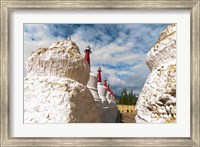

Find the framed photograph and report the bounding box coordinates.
[1,0,199,146]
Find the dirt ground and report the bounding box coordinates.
[120,112,136,123]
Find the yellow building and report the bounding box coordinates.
[117,105,135,114]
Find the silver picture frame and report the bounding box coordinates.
[0,0,199,146]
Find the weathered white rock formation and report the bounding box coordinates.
[135,24,176,123]
[24,39,100,123]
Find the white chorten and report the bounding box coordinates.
[136,24,177,123]
[84,45,101,102]
[87,73,101,101]
[24,39,100,123]
[106,91,112,103]
[97,85,108,104]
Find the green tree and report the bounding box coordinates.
[119,88,138,105]
[123,88,128,105]
[132,93,138,105]
[127,90,131,105]
[129,90,134,105]
[119,91,123,105]
[119,88,127,105]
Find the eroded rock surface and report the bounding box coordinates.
[24,39,100,123]
[26,39,89,85]
[135,24,176,123]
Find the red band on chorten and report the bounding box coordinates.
[84,45,92,66]
[97,67,102,83]
[107,84,115,96]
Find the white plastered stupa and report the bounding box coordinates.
[24,39,101,123]
[135,24,177,123]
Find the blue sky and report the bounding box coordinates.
[24,24,169,95]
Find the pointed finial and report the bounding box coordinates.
[84,44,92,54]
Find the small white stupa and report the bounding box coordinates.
[87,73,101,101]
[105,83,112,103]
[84,45,101,102]
[96,67,109,105]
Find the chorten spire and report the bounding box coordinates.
[97,67,102,85]
[110,89,115,96]
[103,77,107,87]
[107,83,111,92]
[107,83,114,96]
[84,45,92,66]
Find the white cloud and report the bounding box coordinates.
[23,24,167,95]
